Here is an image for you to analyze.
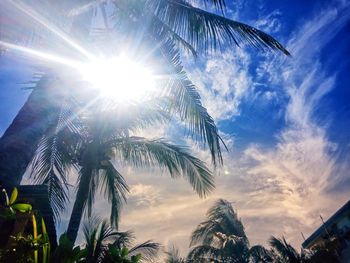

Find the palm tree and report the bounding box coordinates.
[0,0,289,190]
[188,199,274,263]
[52,217,160,263]
[165,246,186,263]
[188,199,250,262]
[269,236,306,263]
[0,0,93,190]
[82,217,160,263]
[249,245,274,263]
[31,99,215,243]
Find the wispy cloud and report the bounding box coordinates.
[52,1,350,255]
[115,2,350,252]
[186,49,252,121]
[240,0,350,245]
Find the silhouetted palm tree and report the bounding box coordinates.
[249,245,274,263]
[82,217,160,263]
[0,0,289,190]
[269,236,307,263]
[188,199,275,263]
[188,199,250,262]
[31,100,215,243]
[165,246,186,263]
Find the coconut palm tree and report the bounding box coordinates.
[82,217,160,263]
[0,0,93,189]
[0,0,289,190]
[31,98,215,243]
[188,199,250,262]
[52,217,160,263]
[188,199,274,263]
[249,245,274,263]
[165,246,186,263]
[269,236,308,263]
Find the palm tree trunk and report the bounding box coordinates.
[0,81,59,189]
[0,1,93,189]
[66,165,93,243]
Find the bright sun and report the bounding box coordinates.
[79,55,156,101]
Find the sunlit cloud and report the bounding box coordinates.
[102,1,350,252]
[187,49,252,121]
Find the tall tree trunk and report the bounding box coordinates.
[0,78,59,189]
[0,1,93,190]
[66,164,94,243]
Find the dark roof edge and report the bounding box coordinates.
[302,199,350,248]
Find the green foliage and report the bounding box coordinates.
[0,188,32,219]
[0,188,50,263]
[51,218,159,263]
[102,245,142,263]
[51,234,87,263]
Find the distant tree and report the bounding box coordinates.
[269,236,341,263]
[165,246,186,263]
[188,199,272,263]
[82,217,160,263]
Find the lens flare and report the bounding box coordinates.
[78,55,156,102]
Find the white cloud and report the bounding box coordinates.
[49,1,350,255]
[239,2,350,246]
[114,2,350,252]
[187,49,252,121]
[254,10,282,34]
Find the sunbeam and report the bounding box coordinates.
[0,40,82,68]
[9,0,95,60]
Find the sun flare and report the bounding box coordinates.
[79,55,156,101]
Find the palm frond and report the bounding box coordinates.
[269,236,300,262]
[100,160,129,229]
[30,102,81,219]
[165,246,186,263]
[190,219,221,247]
[129,240,161,262]
[207,199,247,240]
[83,217,128,262]
[158,40,225,166]
[94,101,170,139]
[149,0,290,55]
[200,0,226,12]
[187,245,221,262]
[150,14,198,57]
[111,136,215,197]
[112,230,135,249]
[249,245,274,263]
[85,168,99,218]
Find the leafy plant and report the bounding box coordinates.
[0,188,32,219]
[51,234,87,263]
[0,188,50,263]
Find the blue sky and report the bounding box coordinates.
[1,0,350,254]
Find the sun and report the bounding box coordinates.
[79,55,156,102]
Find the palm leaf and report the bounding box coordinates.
[190,219,221,247]
[129,240,161,262]
[157,39,225,166]
[249,245,274,263]
[110,136,215,197]
[165,246,186,263]
[149,0,290,55]
[29,99,83,219]
[269,236,300,262]
[187,244,222,262]
[92,101,170,139]
[100,160,129,229]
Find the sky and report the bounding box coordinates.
[1,0,350,256]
